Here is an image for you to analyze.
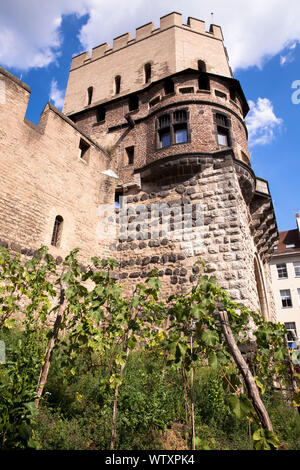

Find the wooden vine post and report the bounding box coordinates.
[35,275,66,408]
[219,310,274,432]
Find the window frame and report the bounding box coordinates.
[280,289,293,308]
[214,112,232,148]
[156,108,190,149]
[293,262,300,277]
[276,263,288,279]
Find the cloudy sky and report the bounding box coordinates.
[0,0,299,231]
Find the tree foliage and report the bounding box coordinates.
[0,246,299,449]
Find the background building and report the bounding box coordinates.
[269,214,300,348]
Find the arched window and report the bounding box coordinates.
[87,86,93,105]
[51,215,63,247]
[115,75,121,95]
[144,63,151,83]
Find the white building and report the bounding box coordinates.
[269,215,300,349]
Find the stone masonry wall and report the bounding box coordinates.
[108,153,265,315]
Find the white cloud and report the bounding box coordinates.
[246,98,283,147]
[280,41,298,66]
[1,1,300,72]
[49,79,65,109]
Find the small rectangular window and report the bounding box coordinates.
[294,262,300,277]
[198,74,210,91]
[164,79,174,95]
[79,139,90,162]
[179,87,194,94]
[129,95,139,111]
[96,106,106,122]
[149,96,160,108]
[280,289,292,308]
[276,263,288,279]
[215,90,227,102]
[286,243,295,248]
[126,146,134,165]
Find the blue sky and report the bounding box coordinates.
[0,1,299,232]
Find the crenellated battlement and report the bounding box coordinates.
[71,12,224,70]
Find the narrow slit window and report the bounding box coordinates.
[87,86,93,105]
[144,63,151,83]
[51,215,63,247]
[115,75,121,95]
[126,146,134,165]
[115,190,123,209]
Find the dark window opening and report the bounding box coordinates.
[79,138,90,160]
[96,106,106,122]
[229,87,237,101]
[149,96,160,107]
[144,63,151,83]
[115,190,123,209]
[198,74,210,91]
[87,86,93,105]
[164,78,174,95]
[126,146,134,165]
[51,215,63,247]
[179,87,194,94]
[215,90,227,101]
[115,75,121,95]
[197,60,206,73]
[128,95,139,111]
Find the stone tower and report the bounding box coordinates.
[0,12,278,320]
[62,12,278,319]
